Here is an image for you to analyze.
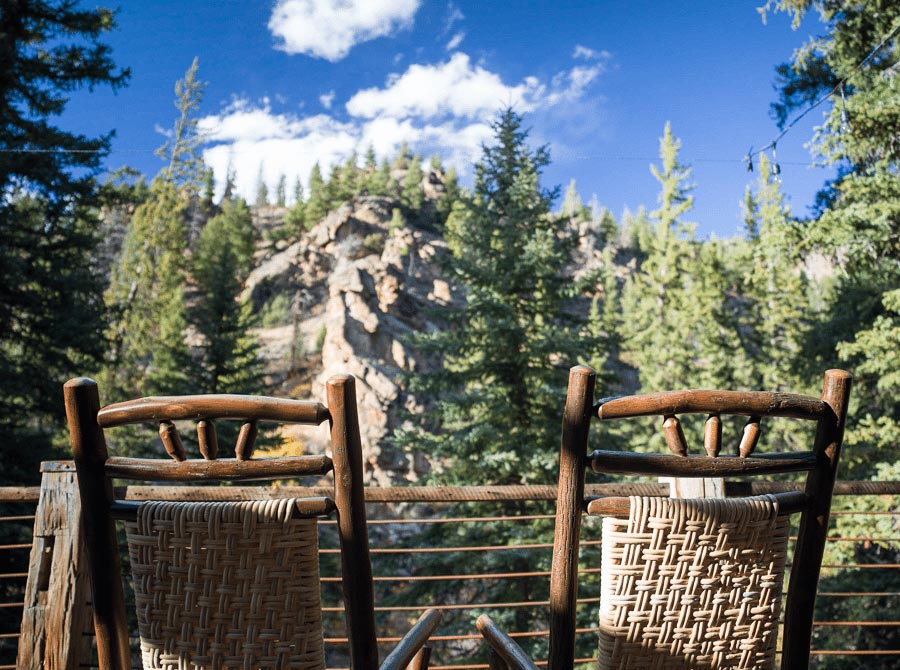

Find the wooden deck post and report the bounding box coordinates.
[17,462,93,670]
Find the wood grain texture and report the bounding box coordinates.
[662,415,688,456]
[197,420,218,460]
[158,421,186,461]
[703,414,722,457]
[477,614,540,670]
[234,420,258,460]
[589,450,817,477]
[326,374,379,670]
[595,389,828,420]
[782,369,852,669]
[64,378,131,670]
[739,416,762,457]
[548,366,595,670]
[17,469,93,670]
[104,455,332,481]
[379,609,442,670]
[98,394,330,427]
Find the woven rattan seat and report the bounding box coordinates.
[598,496,790,670]
[65,374,441,670]
[477,367,851,670]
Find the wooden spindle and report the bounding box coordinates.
[662,415,688,457]
[158,421,186,461]
[739,416,761,457]
[704,414,722,457]
[197,420,218,460]
[234,421,258,460]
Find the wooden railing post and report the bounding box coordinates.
[17,462,92,670]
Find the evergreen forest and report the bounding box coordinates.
[1,1,899,667]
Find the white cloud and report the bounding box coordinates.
[319,90,336,109]
[346,53,543,120]
[199,50,607,203]
[268,0,421,61]
[200,102,490,204]
[545,62,607,106]
[445,31,465,51]
[346,51,607,122]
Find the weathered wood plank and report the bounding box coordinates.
[17,466,92,670]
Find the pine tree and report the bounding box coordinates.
[401,153,424,212]
[620,123,696,394]
[157,57,206,192]
[392,141,412,170]
[392,112,603,658]
[396,109,586,485]
[104,178,192,399]
[561,179,588,219]
[305,163,328,224]
[222,162,237,202]
[201,167,216,216]
[213,197,256,278]
[103,62,208,402]
[434,165,461,228]
[275,174,287,207]
[339,152,360,201]
[367,158,394,197]
[191,210,265,396]
[740,155,810,390]
[255,165,269,208]
[765,0,900,479]
[285,176,306,230]
[364,145,378,171]
[0,2,129,483]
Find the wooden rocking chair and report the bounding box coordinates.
[477,366,851,670]
[65,374,441,670]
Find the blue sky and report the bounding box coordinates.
[63,1,834,238]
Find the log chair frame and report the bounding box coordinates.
[64,374,440,670]
[477,366,852,670]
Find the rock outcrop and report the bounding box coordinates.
[247,196,458,485]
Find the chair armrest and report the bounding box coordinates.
[476,615,540,670]
[380,608,443,670]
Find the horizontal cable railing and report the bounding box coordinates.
[1,478,898,669]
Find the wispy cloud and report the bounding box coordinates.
[445,32,465,51]
[443,2,464,34]
[268,0,421,61]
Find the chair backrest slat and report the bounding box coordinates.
[104,455,333,482]
[589,450,817,477]
[596,389,829,421]
[97,394,330,427]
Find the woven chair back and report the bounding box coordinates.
[549,367,851,670]
[64,375,376,670]
[126,499,325,670]
[598,496,790,670]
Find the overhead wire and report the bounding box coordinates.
[745,17,900,170]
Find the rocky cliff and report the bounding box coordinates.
[246,195,460,485]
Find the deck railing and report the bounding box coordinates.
[1,468,898,669]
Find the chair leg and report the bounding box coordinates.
[488,647,509,670]
[411,646,432,670]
